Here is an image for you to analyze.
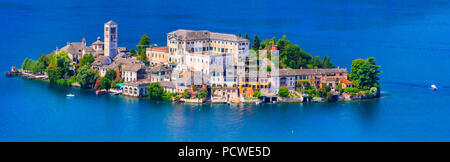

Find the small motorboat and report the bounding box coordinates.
[431,85,437,91]
[96,89,108,95]
[66,93,75,97]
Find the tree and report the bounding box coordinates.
[183,89,191,99]
[21,57,38,73]
[104,69,116,81]
[322,56,334,68]
[54,51,71,70]
[36,54,50,73]
[47,67,64,84]
[253,35,260,50]
[253,91,264,98]
[198,89,208,99]
[137,34,150,64]
[129,48,137,57]
[273,35,334,69]
[349,57,381,89]
[147,82,164,100]
[75,65,99,88]
[278,86,289,97]
[245,33,250,40]
[79,53,95,67]
[237,32,241,37]
[99,77,111,90]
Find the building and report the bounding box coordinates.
[167,29,250,66]
[122,64,146,82]
[92,56,112,69]
[149,64,172,82]
[58,38,96,62]
[339,78,353,89]
[277,68,349,91]
[104,20,118,58]
[159,81,176,93]
[91,36,104,56]
[122,81,149,97]
[146,46,171,65]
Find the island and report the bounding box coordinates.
[7,20,381,104]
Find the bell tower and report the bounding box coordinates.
[104,20,118,58]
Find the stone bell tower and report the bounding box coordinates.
[104,20,118,58]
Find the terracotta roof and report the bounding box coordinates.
[272,45,278,50]
[152,46,168,51]
[105,20,117,25]
[340,78,352,84]
[180,71,191,77]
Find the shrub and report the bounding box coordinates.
[278,86,289,97]
[253,91,264,98]
[344,87,359,93]
[99,77,111,90]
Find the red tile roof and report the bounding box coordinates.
[152,46,168,50]
[340,78,352,84]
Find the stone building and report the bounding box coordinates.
[146,46,170,65]
[104,20,118,58]
[166,29,250,67]
[122,81,149,97]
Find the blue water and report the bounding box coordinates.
[1,0,450,141]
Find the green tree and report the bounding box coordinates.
[253,35,260,50]
[111,81,119,89]
[129,48,137,57]
[197,89,208,99]
[237,32,241,37]
[253,91,264,98]
[183,89,191,99]
[278,86,289,97]
[147,82,164,100]
[79,53,95,67]
[137,34,150,64]
[349,57,381,89]
[47,67,64,84]
[36,54,50,73]
[75,65,99,88]
[99,77,111,90]
[54,51,71,70]
[104,69,116,81]
[322,56,334,68]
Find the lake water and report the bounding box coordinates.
[1,0,450,141]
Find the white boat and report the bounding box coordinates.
[66,93,75,97]
[431,85,437,91]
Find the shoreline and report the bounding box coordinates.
[6,71,381,104]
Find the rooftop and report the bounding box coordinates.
[279,68,348,76]
[169,29,248,42]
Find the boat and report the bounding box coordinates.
[96,89,108,95]
[66,93,75,97]
[431,85,437,91]
[109,88,122,95]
